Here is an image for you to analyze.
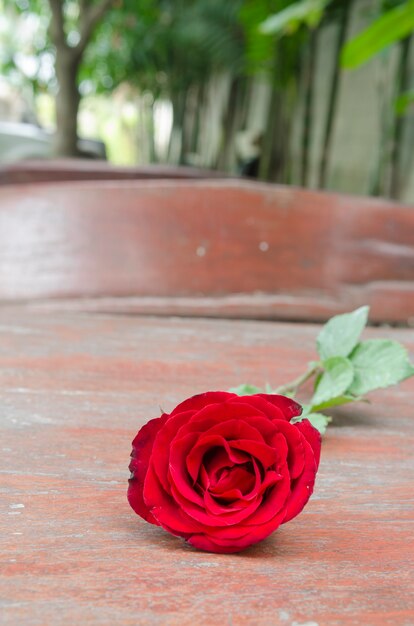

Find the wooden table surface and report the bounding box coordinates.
[1,311,413,626]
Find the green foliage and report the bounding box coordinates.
[239,1,277,72]
[239,0,308,81]
[298,412,332,434]
[230,305,414,435]
[313,308,414,422]
[80,0,160,94]
[311,356,354,406]
[316,306,369,360]
[260,0,329,35]
[81,0,246,102]
[341,0,414,69]
[348,339,414,395]
[229,384,263,395]
[2,0,414,180]
[1,0,53,92]
[395,90,414,116]
[310,394,361,413]
[1,0,245,99]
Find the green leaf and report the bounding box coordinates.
[395,90,414,116]
[229,383,263,395]
[349,339,414,396]
[316,306,369,360]
[259,0,328,36]
[341,1,414,69]
[311,356,354,406]
[310,394,361,413]
[293,412,332,435]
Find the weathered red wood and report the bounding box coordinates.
[0,180,413,323]
[1,311,413,625]
[12,288,414,325]
[0,159,226,185]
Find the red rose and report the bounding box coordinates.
[128,391,321,554]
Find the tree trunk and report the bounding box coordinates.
[54,49,81,157]
[178,90,189,165]
[389,34,413,199]
[216,76,244,171]
[168,90,187,164]
[48,0,113,158]
[369,55,391,197]
[301,28,318,187]
[190,84,205,155]
[259,43,284,182]
[318,1,353,188]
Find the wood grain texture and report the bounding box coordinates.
[0,179,413,323]
[1,311,413,625]
[0,160,226,185]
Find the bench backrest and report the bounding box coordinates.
[0,179,412,323]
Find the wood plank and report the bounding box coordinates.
[0,180,413,323]
[1,311,413,625]
[0,159,226,185]
[9,287,414,325]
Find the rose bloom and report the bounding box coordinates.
[128,391,321,554]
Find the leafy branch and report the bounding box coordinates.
[230,306,414,434]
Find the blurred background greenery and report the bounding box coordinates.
[1,0,414,200]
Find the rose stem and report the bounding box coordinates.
[274,364,320,396]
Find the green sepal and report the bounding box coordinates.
[292,412,332,435]
[229,384,263,396]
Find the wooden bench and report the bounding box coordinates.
[0,179,413,323]
[1,176,413,623]
[1,310,413,624]
[0,159,226,185]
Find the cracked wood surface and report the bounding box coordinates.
[1,311,413,625]
[0,180,413,323]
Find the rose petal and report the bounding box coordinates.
[170,480,262,527]
[168,432,205,506]
[207,458,262,504]
[203,447,236,486]
[203,490,252,515]
[185,435,248,483]
[128,414,169,525]
[199,464,210,490]
[255,394,303,420]
[244,467,290,525]
[169,391,236,417]
[150,409,196,491]
[143,461,204,536]
[187,534,250,554]
[188,502,288,553]
[196,418,266,445]
[294,419,321,469]
[209,465,255,497]
[173,401,273,443]
[231,394,287,421]
[128,391,320,554]
[235,414,282,441]
[230,439,279,469]
[272,419,305,479]
[282,438,317,524]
